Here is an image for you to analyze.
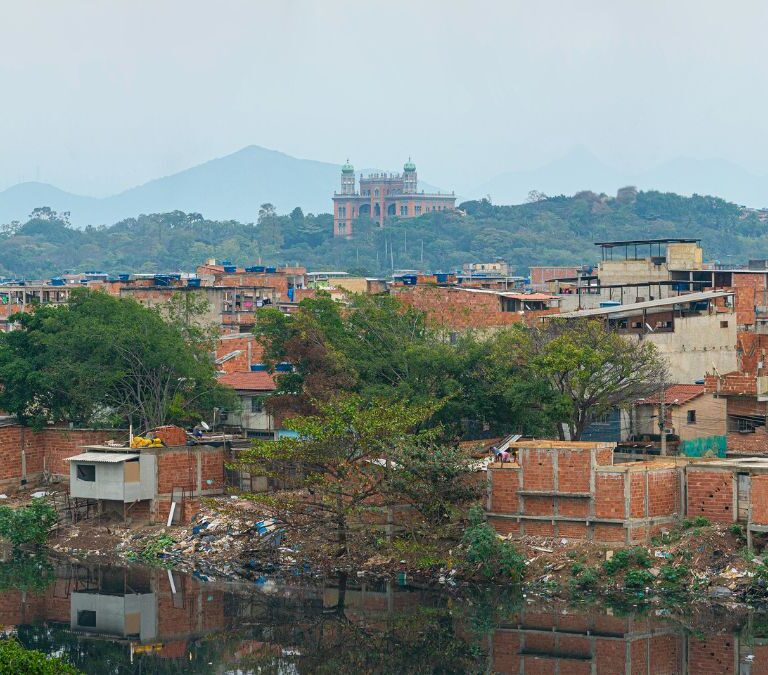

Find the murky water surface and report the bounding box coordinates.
[1,556,764,673]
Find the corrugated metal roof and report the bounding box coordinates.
[553,290,733,319]
[65,452,140,463]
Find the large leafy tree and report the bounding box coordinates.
[0,289,234,430]
[255,292,564,438]
[524,319,668,440]
[238,395,438,557]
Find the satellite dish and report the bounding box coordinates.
[200,421,210,431]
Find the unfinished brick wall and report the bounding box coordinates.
[686,468,734,522]
[489,467,518,513]
[731,274,767,327]
[216,334,265,373]
[751,474,768,525]
[390,286,558,330]
[488,443,686,543]
[152,425,187,447]
[594,473,625,519]
[521,448,555,490]
[0,426,123,487]
[687,635,736,675]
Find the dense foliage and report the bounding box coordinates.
[1,189,764,278]
[255,292,563,437]
[0,499,57,548]
[0,289,235,430]
[0,638,81,675]
[461,506,525,581]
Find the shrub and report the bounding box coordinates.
[569,566,599,593]
[682,516,711,529]
[126,534,175,567]
[603,549,631,575]
[0,499,57,548]
[461,506,525,581]
[624,568,654,590]
[730,524,746,538]
[603,547,651,575]
[0,637,81,674]
[659,564,689,588]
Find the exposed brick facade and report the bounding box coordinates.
[390,285,559,330]
[487,441,685,544]
[0,425,124,488]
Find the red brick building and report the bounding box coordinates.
[332,160,456,237]
[487,441,687,544]
[390,285,559,330]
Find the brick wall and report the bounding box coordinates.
[751,474,768,525]
[0,426,123,487]
[687,635,736,675]
[647,469,680,516]
[390,286,557,330]
[488,467,519,513]
[731,273,767,326]
[521,449,554,490]
[594,473,626,519]
[557,448,591,492]
[686,468,734,522]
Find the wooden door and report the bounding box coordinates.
[738,474,751,522]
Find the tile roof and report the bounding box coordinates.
[218,371,276,392]
[637,384,705,407]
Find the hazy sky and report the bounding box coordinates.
[1,0,767,196]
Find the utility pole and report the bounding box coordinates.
[659,379,668,456]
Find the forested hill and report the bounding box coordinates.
[1,190,766,278]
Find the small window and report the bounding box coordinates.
[400,205,408,216]
[374,188,379,197]
[76,464,96,482]
[720,320,729,328]
[251,397,264,413]
[415,205,422,215]
[687,410,696,424]
[77,610,97,627]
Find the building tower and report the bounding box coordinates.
[403,157,417,194]
[340,159,355,195]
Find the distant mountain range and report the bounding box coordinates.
[1,144,767,228]
[473,147,768,209]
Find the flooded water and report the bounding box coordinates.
[1,555,766,673]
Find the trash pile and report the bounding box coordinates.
[157,499,289,580]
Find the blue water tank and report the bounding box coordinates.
[266,266,277,273]
[250,364,268,371]
[49,277,65,286]
[275,362,292,372]
[436,273,448,283]
[118,274,130,282]
[187,278,201,288]
[223,265,236,273]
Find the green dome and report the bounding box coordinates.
[341,159,354,174]
[403,158,416,172]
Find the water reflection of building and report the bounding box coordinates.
[490,606,750,674]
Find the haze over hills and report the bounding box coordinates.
[473,147,768,209]
[1,145,768,228]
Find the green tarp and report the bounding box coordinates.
[679,435,727,458]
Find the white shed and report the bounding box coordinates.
[66,451,156,502]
